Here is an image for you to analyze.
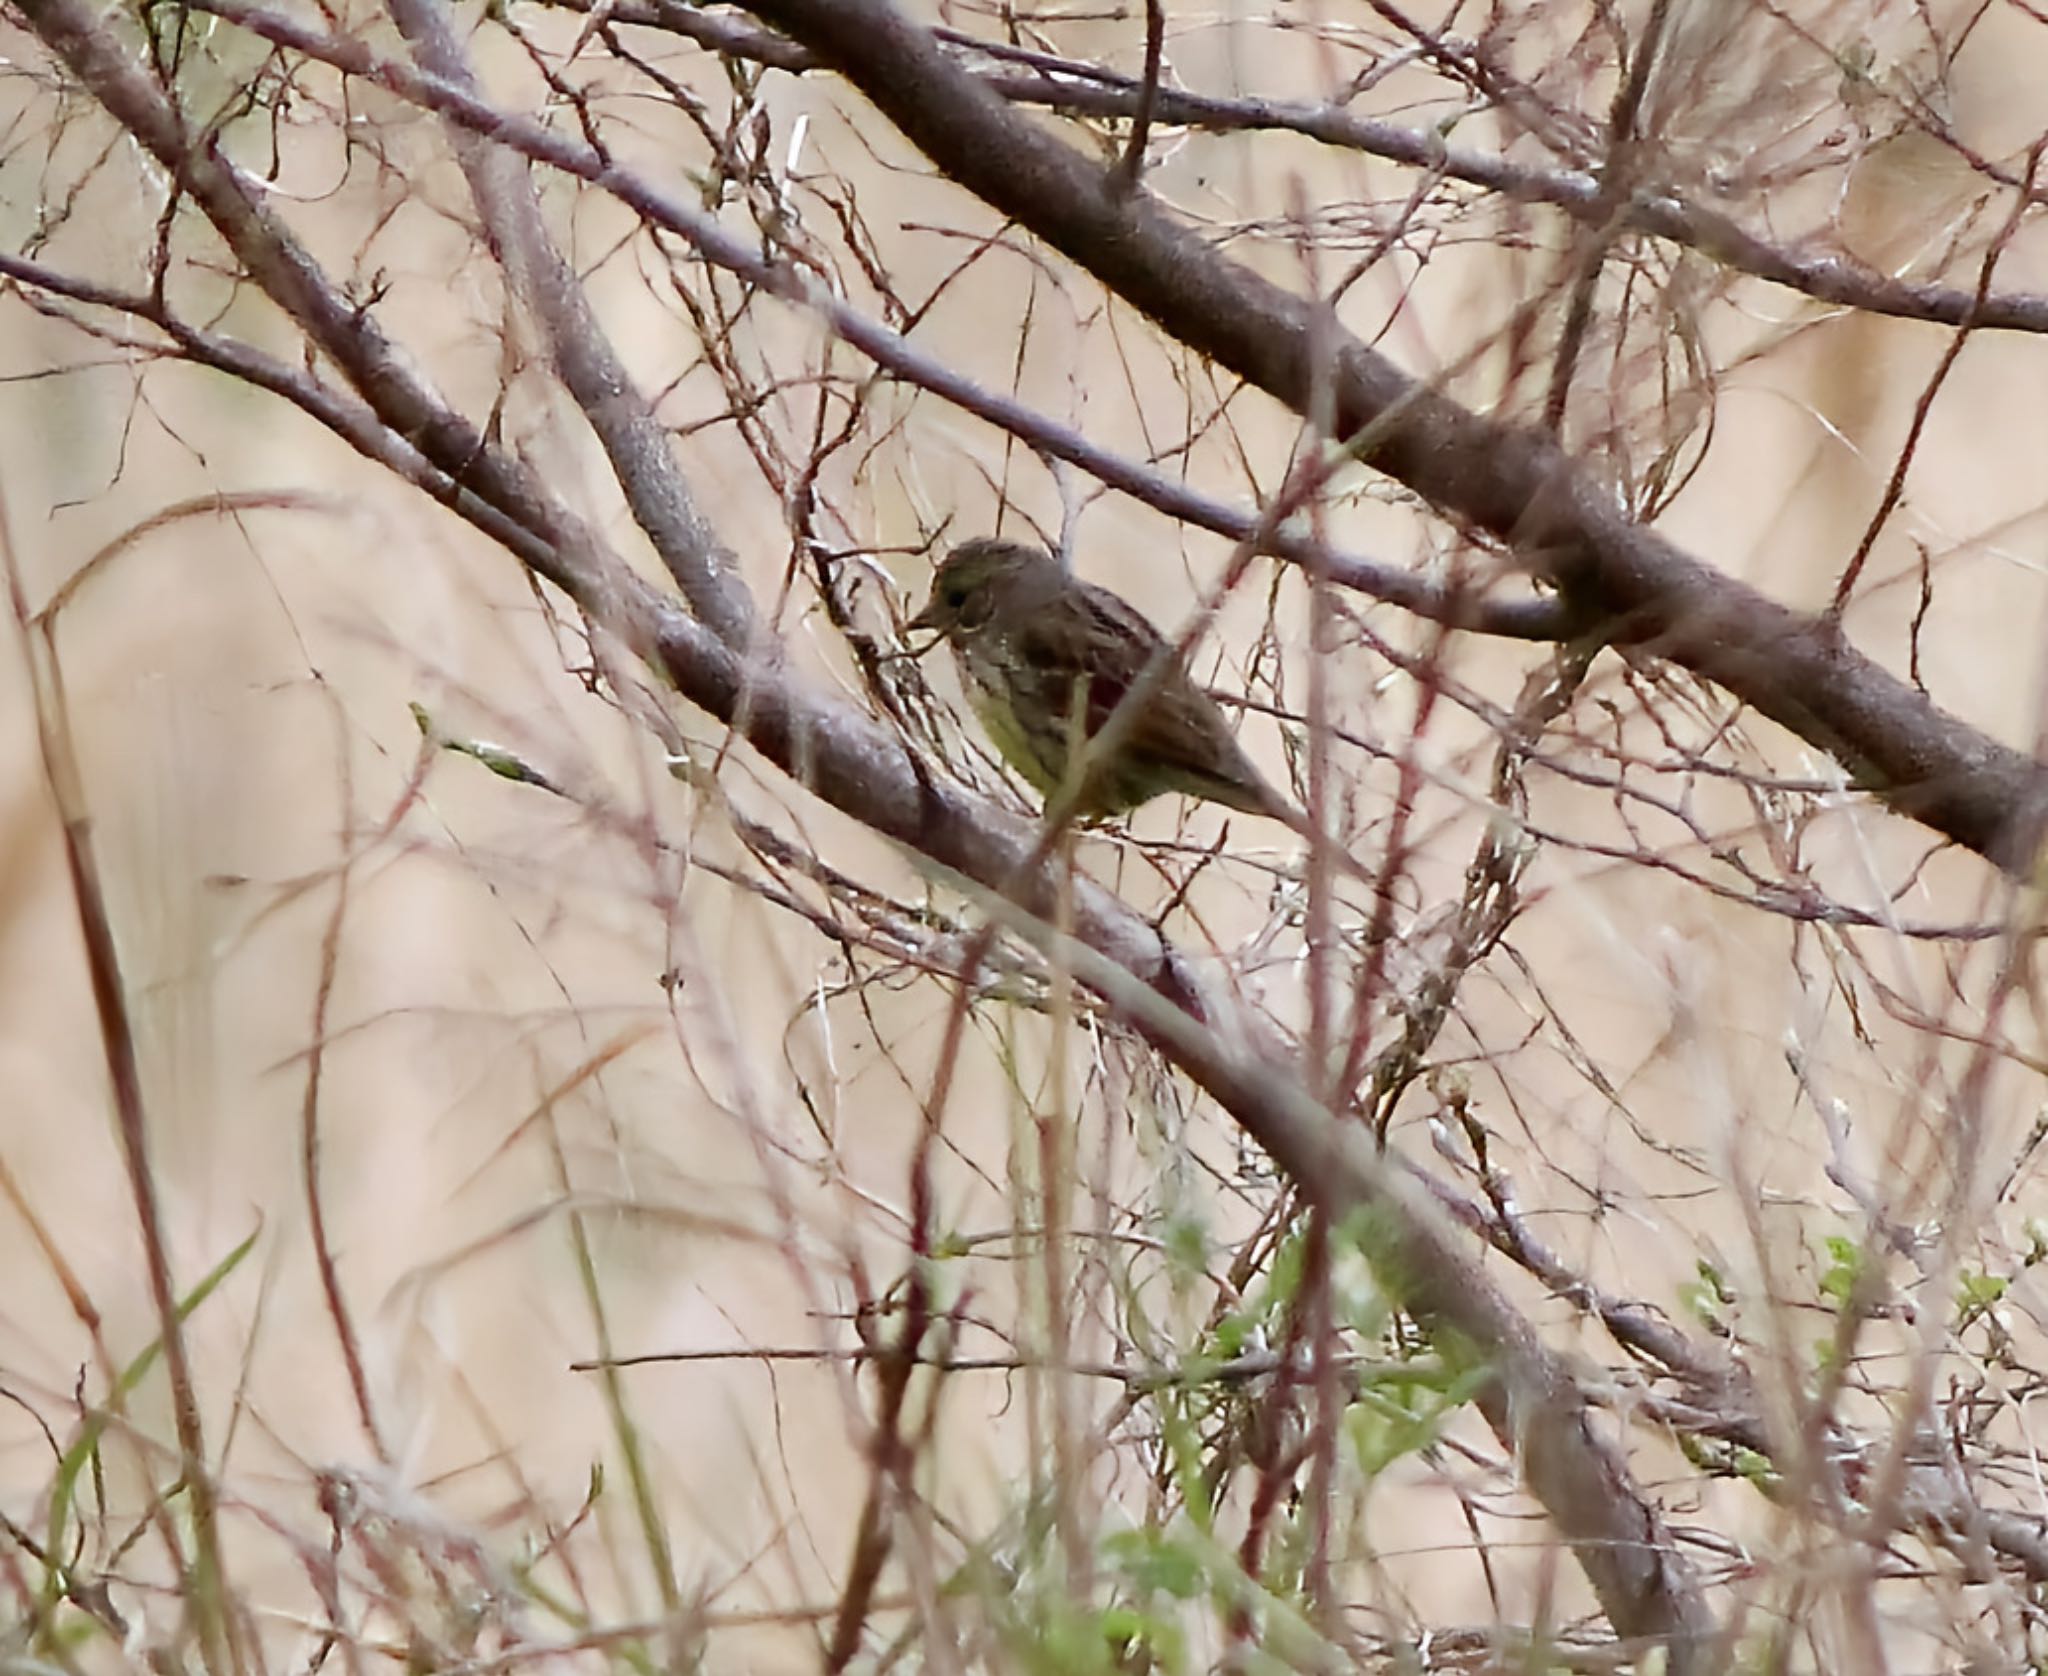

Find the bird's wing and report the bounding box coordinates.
[1011,583,1250,776]
[1008,584,1161,731]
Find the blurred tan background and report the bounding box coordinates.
[1,0,2046,1664]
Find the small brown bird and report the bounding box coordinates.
[906,538,1302,824]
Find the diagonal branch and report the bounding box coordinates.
[383,0,757,649]
[0,2,1715,1659]
[738,0,2048,874]
[164,0,1572,642]
[555,0,2048,338]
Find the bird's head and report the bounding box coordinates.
[907,538,1054,641]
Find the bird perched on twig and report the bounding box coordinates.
[906,537,1305,827]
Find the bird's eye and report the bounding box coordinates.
[944,581,969,608]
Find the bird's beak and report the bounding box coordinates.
[905,600,944,635]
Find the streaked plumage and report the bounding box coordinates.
[907,538,1296,822]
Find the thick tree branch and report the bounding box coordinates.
[945,865,1719,1666]
[11,0,1718,1657]
[384,0,757,648]
[170,0,1573,642]
[568,0,2048,338]
[739,0,2048,873]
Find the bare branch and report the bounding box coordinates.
[741,0,2048,872]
